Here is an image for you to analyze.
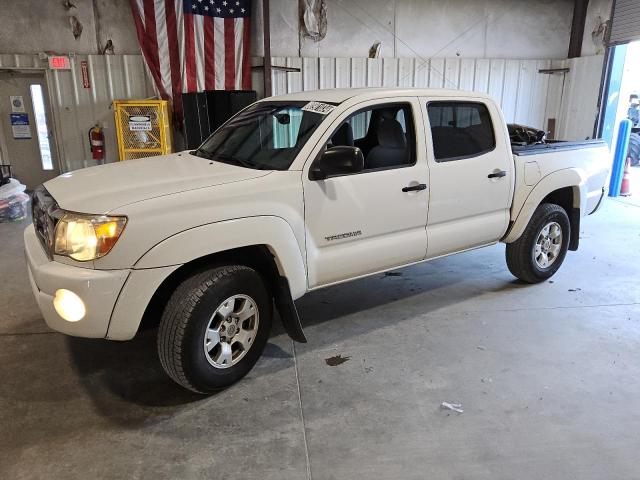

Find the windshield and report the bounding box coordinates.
[194,101,329,170]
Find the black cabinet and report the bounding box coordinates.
[205,90,257,131]
[181,90,257,149]
[181,92,210,150]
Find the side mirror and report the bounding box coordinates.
[310,146,364,180]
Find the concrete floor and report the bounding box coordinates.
[1,198,639,479]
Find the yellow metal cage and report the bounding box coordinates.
[113,100,172,160]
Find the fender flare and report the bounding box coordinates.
[107,216,309,341]
[503,168,585,244]
[134,216,308,299]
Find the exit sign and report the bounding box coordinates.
[48,56,71,70]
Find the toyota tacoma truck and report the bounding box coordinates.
[25,88,609,393]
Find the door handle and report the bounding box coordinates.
[488,170,507,178]
[402,183,427,192]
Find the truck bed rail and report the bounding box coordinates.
[512,139,607,156]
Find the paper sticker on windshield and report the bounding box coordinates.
[302,101,335,115]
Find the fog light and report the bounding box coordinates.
[53,289,86,322]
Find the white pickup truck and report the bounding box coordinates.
[25,88,608,393]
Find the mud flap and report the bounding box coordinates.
[274,276,307,343]
[569,207,580,251]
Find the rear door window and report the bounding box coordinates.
[427,101,495,161]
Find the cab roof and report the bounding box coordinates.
[264,87,493,104]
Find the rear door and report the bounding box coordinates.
[0,72,59,189]
[421,97,513,258]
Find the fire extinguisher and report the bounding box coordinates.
[88,124,105,164]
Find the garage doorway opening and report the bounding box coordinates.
[598,40,640,201]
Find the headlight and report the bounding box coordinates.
[54,213,127,261]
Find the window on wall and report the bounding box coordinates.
[30,84,53,170]
[427,101,495,161]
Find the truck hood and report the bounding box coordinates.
[44,152,271,213]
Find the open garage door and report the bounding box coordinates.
[609,0,640,46]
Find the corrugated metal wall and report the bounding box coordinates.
[0,54,156,172]
[0,53,604,175]
[551,55,605,141]
[271,57,555,129]
[271,56,605,141]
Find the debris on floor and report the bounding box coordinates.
[362,358,374,373]
[440,402,464,413]
[384,271,403,277]
[568,288,582,292]
[476,345,487,350]
[325,354,350,366]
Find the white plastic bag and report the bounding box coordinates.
[0,179,29,222]
[0,178,26,199]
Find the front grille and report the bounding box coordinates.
[31,186,59,259]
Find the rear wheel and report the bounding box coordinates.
[158,265,272,393]
[506,203,570,283]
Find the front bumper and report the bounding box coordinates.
[24,224,130,338]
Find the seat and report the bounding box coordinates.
[329,123,354,147]
[365,119,408,169]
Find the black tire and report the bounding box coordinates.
[505,203,570,284]
[158,265,272,394]
[629,132,640,166]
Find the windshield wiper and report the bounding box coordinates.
[191,149,269,170]
[197,150,264,169]
[213,153,258,169]
[191,148,213,160]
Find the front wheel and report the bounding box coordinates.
[158,265,272,393]
[506,203,570,283]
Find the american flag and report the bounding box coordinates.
[130,0,251,120]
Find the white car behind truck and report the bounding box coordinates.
[24,88,609,393]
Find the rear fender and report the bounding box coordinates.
[503,169,585,243]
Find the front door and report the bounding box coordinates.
[0,72,59,189]
[303,98,429,288]
[421,97,513,258]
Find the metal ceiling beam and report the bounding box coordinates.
[568,0,590,58]
[262,0,272,98]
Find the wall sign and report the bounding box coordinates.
[128,115,152,131]
[10,113,32,139]
[80,60,91,88]
[10,96,25,113]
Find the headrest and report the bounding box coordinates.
[377,119,406,148]
[380,109,396,120]
[331,123,354,147]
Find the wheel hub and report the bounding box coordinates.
[225,322,237,337]
[203,294,259,369]
[534,221,563,269]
